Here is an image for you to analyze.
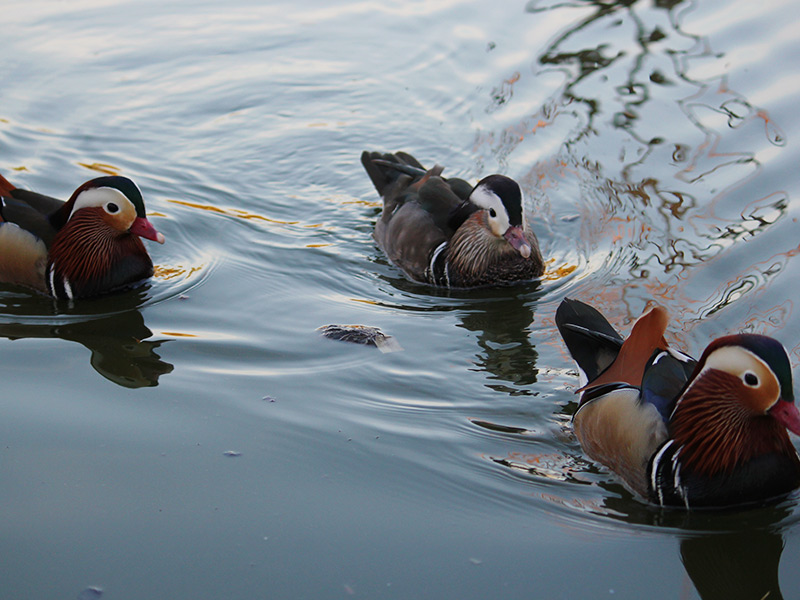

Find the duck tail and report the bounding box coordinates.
[555,298,624,385]
[361,151,429,196]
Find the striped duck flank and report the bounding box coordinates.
[555,298,800,509]
[0,172,164,300]
[361,151,544,288]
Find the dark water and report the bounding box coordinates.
[2,1,800,598]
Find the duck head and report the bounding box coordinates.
[47,176,165,299]
[670,334,800,477]
[468,175,531,259]
[60,176,165,244]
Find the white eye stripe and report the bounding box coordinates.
[681,346,774,396]
[470,185,510,235]
[70,187,131,220]
[469,185,502,210]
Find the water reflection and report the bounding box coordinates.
[663,504,792,600]
[375,270,543,394]
[680,525,785,600]
[573,474,792,599]
[492,411,797,599]
[456,291,541,393]
[0,288,172,388]
[491,0,796,338]
[608,492,794,599]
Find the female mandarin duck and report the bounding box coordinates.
[361,151,544,287]
[0,171,164,300]
[555,298,800,509]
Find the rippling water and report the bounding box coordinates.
[2,1,800,598]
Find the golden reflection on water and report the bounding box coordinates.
[159,331,199,338]
[349,297,380,307]
[541,261,577,281]
[78,162,120,176]
[154,263,205,281]
[167,198,303,226]
[343,198,381,208]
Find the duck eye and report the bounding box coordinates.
[743,372,759,386]
[489,208,497,218]
[106,202,119,214]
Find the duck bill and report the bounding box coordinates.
[769,398,800,435]
[503,225,531,259]
[131,216,166,244]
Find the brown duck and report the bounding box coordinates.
[361,151,544,288]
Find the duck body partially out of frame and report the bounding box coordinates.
[0,172,164,300]
[556,298,800,509]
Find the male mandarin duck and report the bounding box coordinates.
[0,171,164,300]
[361,151,544,288]
[555,298,800,509]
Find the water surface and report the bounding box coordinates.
[2,1,800,598]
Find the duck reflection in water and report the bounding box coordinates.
[603,485,792,600]
[0,289,172,388]
[680,524,786,600]
[456,290,541,394]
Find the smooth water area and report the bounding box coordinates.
[2,1,800,598]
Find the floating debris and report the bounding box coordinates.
[470,419,531,435]
[223,450,242,457]
[78,587,103,600]
[317,324,402,353]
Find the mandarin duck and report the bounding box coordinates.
[555,298,800,508]
[0,171,164,300]
[361,151,544,288]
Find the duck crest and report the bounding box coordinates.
[667,337,799,478]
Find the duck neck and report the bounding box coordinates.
[447,213,515,279]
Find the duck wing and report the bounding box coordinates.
[362,151,478,237]
[0,189,62,247]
